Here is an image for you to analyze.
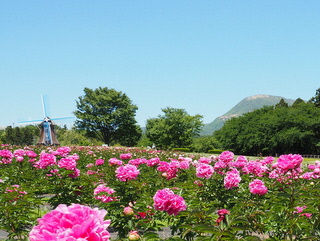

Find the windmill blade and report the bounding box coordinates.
[18,119,44,124]
[41,94,50,117]
[50,116,75,121]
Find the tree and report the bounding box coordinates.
[214,103,320,155]
[309,87,320,107]
[1,125,38,145]
[146,107,203,149]
[275,98,289,108]
[292,98,305,107]
[74,87,142,146]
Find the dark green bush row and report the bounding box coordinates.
[208,149,224,154]
[172,148,191,152]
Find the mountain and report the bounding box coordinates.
[200,94,296,136]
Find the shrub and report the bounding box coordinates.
[172,148,190,152]
[208,149,224,154]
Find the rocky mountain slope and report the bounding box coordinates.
[200,95,296,136]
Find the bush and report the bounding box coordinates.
[208,149,224,154]
[190,136,221,153]
[172,148,191,152]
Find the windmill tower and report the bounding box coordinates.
[18,95,74,145]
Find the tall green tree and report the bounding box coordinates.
[146,107,203,149]
[74,87,142,146]
[214,101,320,155]
[1,125,38,145]
[309,87,320,107]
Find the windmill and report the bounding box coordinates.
[18,95,74,145]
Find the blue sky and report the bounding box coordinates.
[1,1,319,128]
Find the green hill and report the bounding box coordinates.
[200,95,295,136]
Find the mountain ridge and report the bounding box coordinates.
[200,94,296,136]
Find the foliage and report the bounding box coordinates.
[201,95,296,136]
[309,87,320,107]
[214,101,320,155]
[1,145,320,240]
[146,107,203,150]
[74,87,142,146]
[207,149,224,154]
[190,136,221,153]
[172,148,191,152]
[0,125,39,145]
[56,127,103,146]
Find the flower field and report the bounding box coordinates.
[0,145,319,240]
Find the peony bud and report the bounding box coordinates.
[128,230,140,240]
[123,206,134,216]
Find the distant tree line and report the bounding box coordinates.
[0,125,39,145]
[214,88,320,155]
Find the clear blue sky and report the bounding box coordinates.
[1,1,319,128]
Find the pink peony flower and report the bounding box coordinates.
[247,160,268,177]
[196,163,214,179]
[146,157,160,167]
[94,184,116,203]
[224,169,241,189]
[230,155,248,169]
[29,203,111,240]
[179,160,190,169]
[108,158,123,166]
[153,188,187,216]
[68,168,81,178]
[123,206,134,216]
[293,206,307,214]
[157,161,180,180]
[198,157,211,164]
[249,179,268,195]
[120,153,132,160]
[276,154,303,172]
[261,156,274,165]
[116,164,140,182]
[301,213,312,218]
[128,230,140,240]
[216,209,230,225]
[95,159,105,166]
[55,146,71,157]
[58,157,77,170]
[218,151,234,163]
[26,150,38,158]
[0,149,13,164]
[128,158,147,166]
[38,152,57,169]
[217,209,230,216]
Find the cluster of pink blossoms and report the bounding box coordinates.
[216,209,230,225]
[5,184,27,201]
[293,206,312,218]
[153,188,187,216]
[120,153,132,160]
[157,158,191,180]
[196,163,214,179]
[95,158,105,166]
[108,158,123,166]
[224,168,241,189]
[36,152,57,169]
[29,204,111,241]
[303,160,320,179]
[94,184,117,203]
[13,149,26,162]
[0,149,13,164]
[58,157,77,170]
[51,146,71,157]
[116,164,140,181]
[249,179,268,195]
[276,154,303,173]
